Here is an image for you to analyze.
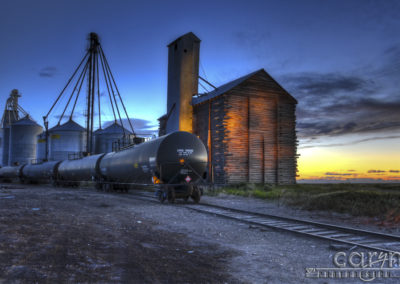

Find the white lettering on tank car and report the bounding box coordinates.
[149,157,156,166]
[177,149,194,157]
[180,168,192,175]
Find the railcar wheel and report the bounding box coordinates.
[95,182,102,191]
[167,187,176,203]
[191,187,200,203]
[158,191,167,203]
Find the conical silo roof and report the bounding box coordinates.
[97,122,132,135]
[49,119,85,132]
[12,115,42,127]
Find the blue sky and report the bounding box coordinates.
[1,0,399,179]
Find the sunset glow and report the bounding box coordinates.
[297,136,400,182]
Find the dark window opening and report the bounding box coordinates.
[184,49,187,53]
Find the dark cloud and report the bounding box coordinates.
[53,113,84,121]
[299,135,400,149]
[325,172,353,176]
[368,170,386,173]
[347,170,356,172]
[39,66,57,77]
[288,73,368,97]
[389,170,400,173]
[278,42,400,141]
[279,68,400,139]
[103,118,158,136]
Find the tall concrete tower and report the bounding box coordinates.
[166,32,200,134]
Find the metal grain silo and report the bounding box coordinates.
[2,126,10,166]
[36,132,47,162]
[0,129,3,165]
[9,116,43,165]
[48,120,86,161]
[94,122,132,154]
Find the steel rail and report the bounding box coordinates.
[129,192,400,254]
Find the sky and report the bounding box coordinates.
[0,0,399,182]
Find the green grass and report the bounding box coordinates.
[208,183,400,217]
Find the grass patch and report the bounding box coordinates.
[209,183,400,217]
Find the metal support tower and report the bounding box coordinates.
[86,32,100,154]
[43,32,136,160]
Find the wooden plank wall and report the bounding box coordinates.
[192,103,208,148]
[277,102,297,184]
[192,97,226,184]
[210,97,226,184]
[223,93,249,183]
[193,71,298,185]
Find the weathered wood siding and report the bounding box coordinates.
[277,102,297,184]
[192,97,226,184]
[223,93,249,183]
[193,70,297,185]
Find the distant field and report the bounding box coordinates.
[210,183,400,219]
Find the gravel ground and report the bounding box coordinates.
[201,193,400,236]
[0,184,397,283]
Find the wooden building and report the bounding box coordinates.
[192,69,298,185]
[160,33,298,185]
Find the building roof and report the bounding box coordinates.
[95,122,132,135]
[167,32,200,47]
[192,68,297,105]
[49,119,85,132]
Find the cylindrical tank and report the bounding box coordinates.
[36,132,47,162]
[0,165,23,181]
[99,131,208,184]
[21,161,61,183]
[94,123,132,154]
[0,129,3,166]
[9,116,43,166]
[48,120,86,161]
[57,153,105,181]
[2,126,10,166]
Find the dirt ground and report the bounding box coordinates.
[0,184,396,283]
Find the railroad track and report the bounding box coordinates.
[130,191,400,254]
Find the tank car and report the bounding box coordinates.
[57,153,106,186]
[0,131,208,203]
[21,161,61,184]
[0,165,24,182]
[98,131,208,202]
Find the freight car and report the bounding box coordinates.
[0,131,208,203]
[0,165,24,183]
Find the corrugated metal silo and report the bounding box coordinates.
[48,120,86,161]
[9,116,43,165]
[1,126,9,166]
[36,132,47,162]
[0,129,3,165]
[94,122,132,154]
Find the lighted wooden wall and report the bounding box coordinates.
[193,70,297,185]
